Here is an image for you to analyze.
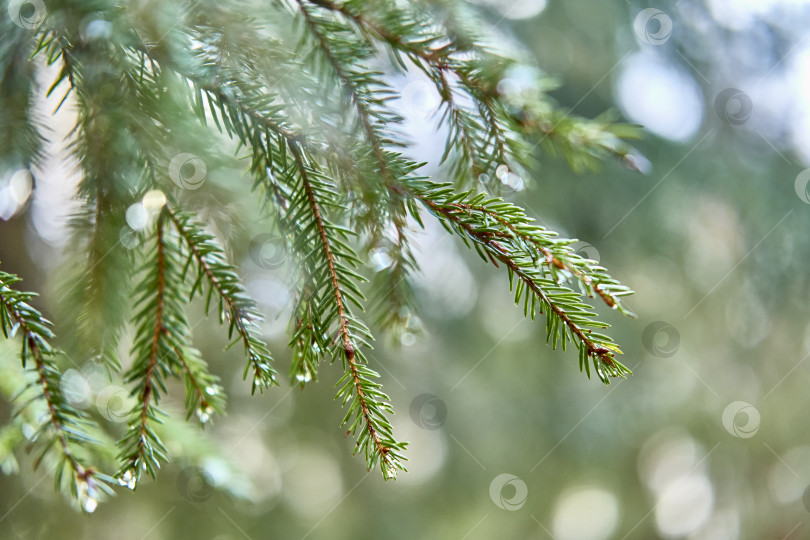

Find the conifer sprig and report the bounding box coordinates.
[119,215,172,484]
[294,0,421,334]
[167,209,277,393]
[0,270,113,511]
[0,0,639,505]
[406,180,633,382]
[291,142,406,478]
[0,18,43,171]
[120,211,226,485]
[308,0,524,180]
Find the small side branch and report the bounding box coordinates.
[167,209,276,393]
[290,142,399,474]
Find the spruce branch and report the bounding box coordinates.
[0,270,112,512]
[0,0,642,503]
[310,0,640,176]
[406,180,633,383]
[296,0,399,159]
[119,215,171,484]
[443,195,635,315]
[309,0,522,180]
[119,211,225,485]
[0,18,44,170]
[294,0,420,335]
[167,208,277,393]
[293,142,406,478]
[42,32,153,373]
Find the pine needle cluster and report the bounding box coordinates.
[0,0,638,508]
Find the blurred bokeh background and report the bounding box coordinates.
[2,0,810,538]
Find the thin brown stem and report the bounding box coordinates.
[130,214,166,465]
[0,295,88,479]
[290,142,392,464]
[417,197,617,367]
[449,201,620,309]
[166,209,261,379]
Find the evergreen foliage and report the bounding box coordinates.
[0,0,639,509]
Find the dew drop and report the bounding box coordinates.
[118,469,136,490]
[82,496,98,513]
[79,480,99,513]
[295,367,313,383]
[205,386,219,396]
[196,404,213,424]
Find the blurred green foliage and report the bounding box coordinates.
[2,1,810,539]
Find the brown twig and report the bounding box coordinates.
[417,197,618,368]
[290,141,393,465]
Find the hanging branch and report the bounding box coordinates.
[118,215,171,485]
[0,17,44,170]
[307,0,639,175]
[406,180,632,382]
[291,142,407,478]
[167,208,277,393]
[0,0,641,504]
[0,270,113,512]
[295,0,420,332]
[131,40,405,475]
[307,0,521,178]
[119,211,225,485]
[40,33,149,373]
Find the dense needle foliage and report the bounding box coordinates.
[0,0,639,510]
